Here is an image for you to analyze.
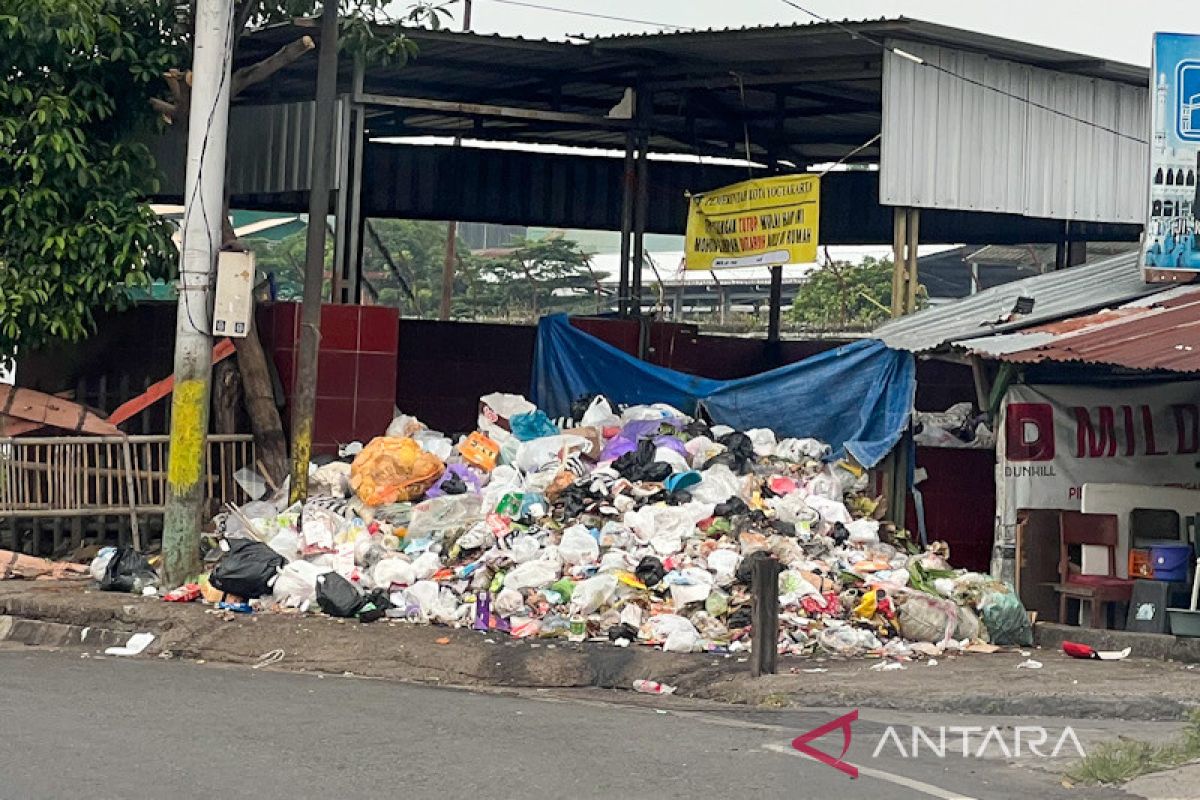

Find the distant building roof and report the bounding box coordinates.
[876,251,1162,353]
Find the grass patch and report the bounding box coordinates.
[758,693,791,709]
[1065,710,1200,786]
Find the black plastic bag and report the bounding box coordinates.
[607,622,638,642]
[613,440,673,483]
[210,539,285,599]
[357,588,394,623]
[316,572,364,618]
[99,548,156,593]
[736,550,774,586]
[714,497,750,517]
[728,606,752,629]
[635,555,666,587]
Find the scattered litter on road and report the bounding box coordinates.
[1062,642,1132,661]
[633,679,676,694]
[252,649,286,669]
[104,632,155,657]
[1017,659,1044,669]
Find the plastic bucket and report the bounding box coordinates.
[1150,543,1193,582]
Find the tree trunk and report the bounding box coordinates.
[235,310,288,486]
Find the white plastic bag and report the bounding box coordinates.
[847,518,880,545]
[805,466,844,502]
[598,549,636,574]
[580,396,620,428]
[273,560,329,607]
[684,436,724,469]
[646,613,698,642]
[386,414,426,438]
[503,559,559,590]
[407,494,482,541]
[514,434,590,473]
[371,557,415,589]
[663,627,703,653]
[775,438,831,462]
[623,502,714,556]
[667,567,714,608]
[508,534,542,563]
[478,393,536,442]
[493,587,525,617]
[412,429,453,461]
[89,547,117,582]
[402,580,440,619]
[745,428,778,457]
[410,550,442,580]
[691,465,744,505]
[706,549,741,586]
[621,403,689,423]
[300,503,344,554]
[267,528,302,561]
[481,465,524,515]
[558,525,600,566]
[570,573,618,614]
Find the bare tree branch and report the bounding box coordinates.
[231,36,315,98]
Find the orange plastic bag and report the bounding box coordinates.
[459,431,500,472]
[351,437,445,506]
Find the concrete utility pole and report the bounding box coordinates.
[438,0,473,321]
[162,0,235,586]
[289,1,339,503]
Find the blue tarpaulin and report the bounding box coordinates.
[531,314,915,468]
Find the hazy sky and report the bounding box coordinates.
[458,0,1200,67]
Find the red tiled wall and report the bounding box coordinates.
[258,303,398,455]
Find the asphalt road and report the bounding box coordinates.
[0,647,1149,800]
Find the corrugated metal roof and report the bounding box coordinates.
[958,286,1200,372]
[875,251,1163,353]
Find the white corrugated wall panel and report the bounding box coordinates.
[881,40,1146,224]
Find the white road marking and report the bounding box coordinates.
[763,742,981,800]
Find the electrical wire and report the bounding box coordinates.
[477,0,694,32]
[777,0,1148,145]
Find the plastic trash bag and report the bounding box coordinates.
[407,494,482,541]
[510,410,560,441]
[273,560,329,607]
[559,525,600,566]
[955,604,982,641]
[571,573,618,614]
[980,590,1034,646]
[580,395,620,428]
[478,392,536,442]
[896,590,959,643]
[621,403,689,424]
[310,462,353,498]
[775,438,832,462]
[493,587,525,617]
[267,528,302,561]
[846,519,880,545]
[412,429,454,461]
[233,467,269,500]
[98,548,156,593]
[666,567,714,608]
[372,557,415,590]
[745,428,778,457]
[503,559,560,590]
[624,502,715,556]
[300,503,344,554]
[664,627,703,653]
[386,414,426,439]
[817,625,882,656]
[89,547,118,582]
[691,464,745,505]
[351,437,446,506]
[645,613,698,642]
[410,550,442,581]
[508,534,542,563]
[515,434,590,473]
[210,539,284,599]
[314,572,362,617]
[706,549,741,586]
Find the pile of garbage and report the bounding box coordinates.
[94,392,1032,657]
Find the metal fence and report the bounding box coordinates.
[0,435,257,550]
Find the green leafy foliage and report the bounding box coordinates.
[788,256,917,331]
[0,0,179,362]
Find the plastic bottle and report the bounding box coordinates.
[568,613,586,642]
[633,679,676,695]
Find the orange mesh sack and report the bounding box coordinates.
[351,437,446,506]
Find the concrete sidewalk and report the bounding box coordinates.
[2,580,1199,721]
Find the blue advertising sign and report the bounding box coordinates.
[1144,33,1200,280]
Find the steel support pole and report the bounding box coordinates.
[161,0,235,586]
[767,265,783,343]
[617,132,635,316]
[632,133,649,321]
[289,1,338,504]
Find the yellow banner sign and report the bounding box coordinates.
[684,174,820,270]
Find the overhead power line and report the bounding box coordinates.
[778,0,1147,144]
[479,0,694,31]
